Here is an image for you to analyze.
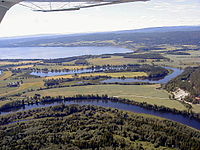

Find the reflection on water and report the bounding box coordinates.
[0,47,132,59]
[1,99,200,130]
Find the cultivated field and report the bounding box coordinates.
[46,71,148,79]
[0,71,12,80]
[24,84,187,111]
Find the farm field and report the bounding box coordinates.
[46,71,148,79]
[0,71,12,80]
[0,60,41,66]
[24,84,187,111]
[0,78,44,97]
[88,56,141,65]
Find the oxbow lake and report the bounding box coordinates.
[0,47,132,59]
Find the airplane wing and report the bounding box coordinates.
[26,0,149,12]
[0,5,8,23]
[0,0,149,23]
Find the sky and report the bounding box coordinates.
[0,0,200,37]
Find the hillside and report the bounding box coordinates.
[0,26,200,47]
[165,67,200,103]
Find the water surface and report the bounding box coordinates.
[0,47,131,59]
[102,67,183,84]
[30,68,101,77]
[1,99,200,130]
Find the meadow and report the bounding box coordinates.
[24,84,187,111]
[46,71,148,79]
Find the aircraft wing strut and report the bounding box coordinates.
[0,0,149,23]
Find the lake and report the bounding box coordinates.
[1,99,200,130]
[0,47,132,59]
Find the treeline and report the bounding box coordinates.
[89,64,169,79]
[166,52,191,55]
[165,67,200,103]
[123,53,168,60]
[43,76,109,87]
[0,104,200,150]
[42,52,168,64]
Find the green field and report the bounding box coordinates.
[88,56,141,65]
[0,78,44,97]
[0,71,12,80]
[24,84,187,111]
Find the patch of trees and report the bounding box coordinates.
[0,104,200,150]
[43,76,109,87]
[123,53,168,60]
[166,52,191,55]
[74,59,89,65]
[93,64,169,80]
[43,55,97,63]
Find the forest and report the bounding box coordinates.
[0,104,200,150]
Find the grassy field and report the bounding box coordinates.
[88,56,141,65]
[24,84,187,111]
[46,72,148,79]
[0,78,44,97]
[0,60,41,66]
[151,50,200,68]
[0,71,12,80]
[14,65,34,69]
[191,104,200,113]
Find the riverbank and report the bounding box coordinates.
[0,95,200,130]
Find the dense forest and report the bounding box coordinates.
[0,104,200,150]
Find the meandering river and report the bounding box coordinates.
[31,66,183,84]
[1,66,200,129]
[1,99,200,130]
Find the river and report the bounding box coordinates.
[31,66,183,84]
[0,47,132,59]
[30,68,97,77]
[1,66,200,130]
[102,67,183,84]
[1,99,200,130]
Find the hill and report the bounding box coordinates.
[165,67,200,104]
[0,26,200,47]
